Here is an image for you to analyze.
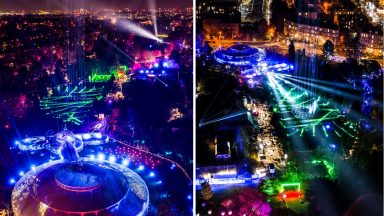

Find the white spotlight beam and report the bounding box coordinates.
[117,19,161,42]
[148,0,158,36]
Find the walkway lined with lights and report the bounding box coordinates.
[252,102,284,168]
[111,138,192,183]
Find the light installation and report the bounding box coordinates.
[280,183,302,200]
[311,160,336,179]
[104,146,161,169]
[266,72,357,137]
[214,44,266,67]
[12,131,149,216]
[89,65,130,83]
[281,182,301,192]
[15,129,109,154]
[112,138,192,183]
[40,86,104,125]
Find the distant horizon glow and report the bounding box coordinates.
[0,0,191,11]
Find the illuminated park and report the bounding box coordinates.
[196,0,383,213]
[0,0,192,215]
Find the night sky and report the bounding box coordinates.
[0,0,191,10]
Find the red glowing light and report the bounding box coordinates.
[279,191,301,201]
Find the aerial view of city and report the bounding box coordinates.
[0,0,192,215]
[196,0,383,215]
[0,0,383,215]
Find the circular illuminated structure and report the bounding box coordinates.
[214,44,265,66]
[12,158,149,216]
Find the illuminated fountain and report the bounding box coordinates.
[12,130,149,216]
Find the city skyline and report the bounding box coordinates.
[0,0,191,11]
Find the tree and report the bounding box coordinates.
[221,199,235,209]
[323,40,334,57]
[280,161,307,183]
[200,181,213,200]
[261,178,281,196]
[288,40,295,62]
[236,189,272,216]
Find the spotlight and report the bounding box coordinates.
[83,134,91,140]
[94,133,102,139]
[19,171,24,176]
[122,159,129,166]
[149,172,155,177]
[9,178,15,184]
[109,155,116,163]
[97,153,105,161]
[119,19,159,41]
